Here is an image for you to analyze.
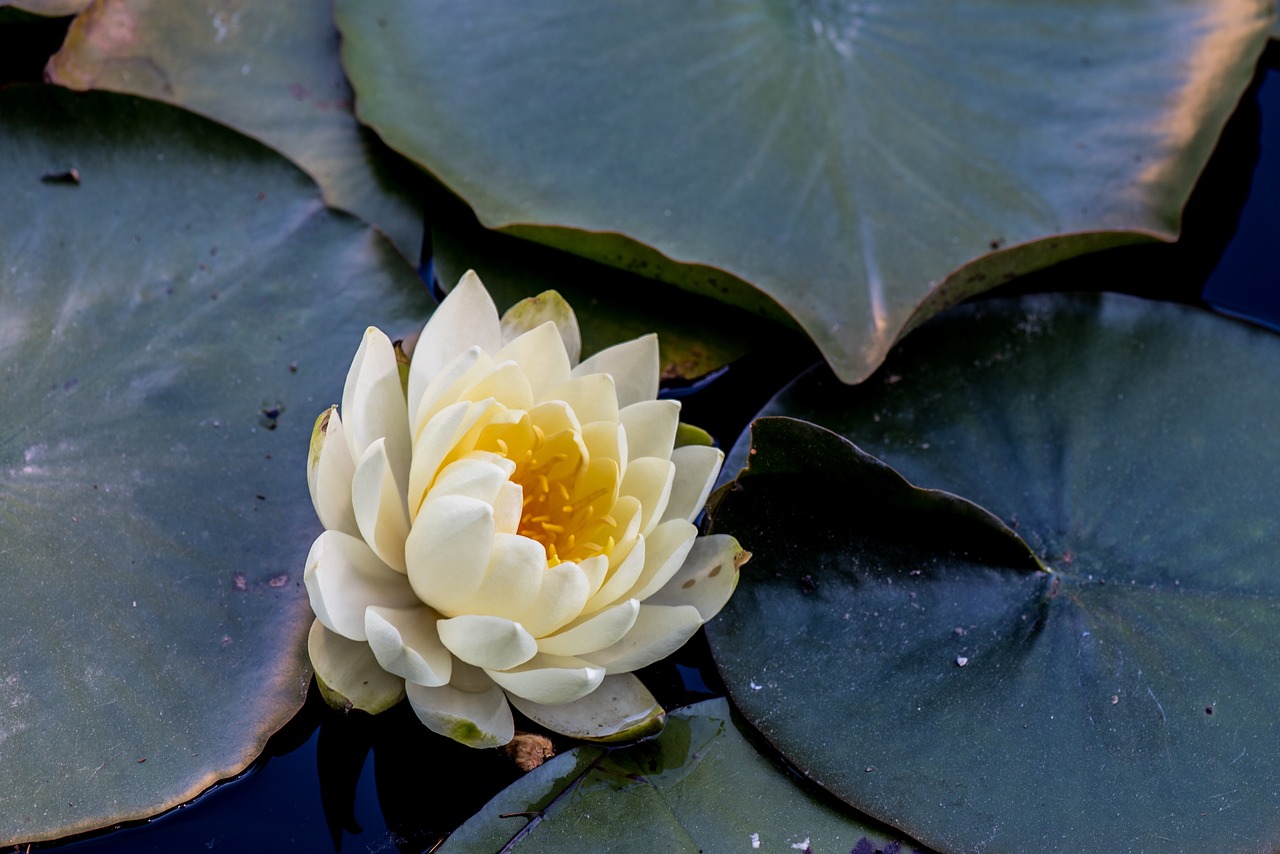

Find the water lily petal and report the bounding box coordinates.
[342,326,411,477]
[407,269,501,421]
[486,653,605,705]
[541,373,619,424]
[494,320,572,401]
[308,619,405,714]
[578,553,610,599]
[626,518,698,602]
[491,481,523,535]
[405,662,514,748]
[582,421,626,479]
[407,398,494,521]
[661,444,724,524]
[307,406,360,537]
[457,359,535,411]
[619,399,680,462]
[429,453,516,505]
[304,530,417,641]
[573,334,659,409]
[537,598,640,657]
[456,532,547,620]
[351,438,411,573]
[405,493,494,614]
[619,456,675,536]
[437,614,538,670]
[507,673,665,743]
[411,345,493,439]
[644,534,747,622]
[581,604,703,675]
[584,502,646,611]
[365,604,453,687]
[519,560,591,637]
[500,289,581,366]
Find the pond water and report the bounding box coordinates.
[37,39,1280,854]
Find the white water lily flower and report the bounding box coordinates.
[304,271,747,748]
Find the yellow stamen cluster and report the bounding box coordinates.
[495,422,619,567]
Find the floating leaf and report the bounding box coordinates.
[442,698,921,852]
[47,0,426,259]
[0,0,89,15]
[0,85,430,844]
[334,0,1271,382]
[708,294,1280,852]
[431,199,797,383]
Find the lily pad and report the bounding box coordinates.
[443,698,922,852]
[47,0,426,259]
[0,0,89,15]
[707,294,1280,852]
[0,84,430,845]
[334,0,1271,382]
[431,198,798,383]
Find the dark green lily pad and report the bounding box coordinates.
[47,0,426,259]
[431,198,798,382]
[708,294,1280,852]
[0,84,430,845]
[334,0,1271,382]
[443,698,922,852]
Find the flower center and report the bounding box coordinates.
[476,418,620,567]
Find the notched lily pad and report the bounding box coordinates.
[443,698,923,853]
[0,84,430,844]
[708,294,1280,852]
[335,0,1271,382]
[47,0,426,258]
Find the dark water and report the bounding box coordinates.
[28,38,1280,854]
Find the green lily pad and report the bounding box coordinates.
[707,294,1280,852]
[47,0,426,259]
[0,84,430,845]
[431,198,798,383]
[333,0,1271,383]
[443,698,921,852]
[0,0,89,15]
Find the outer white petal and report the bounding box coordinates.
[619,399,680,462]
[407,269,501,421]
[493,321,572,401]
[486,653,605,705]
[365,604,453,687]
[625,519,699,603]
[352,438,410,573]
[540,373,619,424]
[437,614,538,670]
[307,407,359,537]
[499,289,582,366]
[491,481,523,534]
[308,619,405,714]
[580,604,704,674]
[507,673,665,743]
[619,456,675,537]
[578,553,610,599]
[405,494,494,614]
[342,326,411,479]
[304,530,418,641]
[518,560,591,638]
[661,444,724,524]
[573,334,659,408]
[455,532,547,620]
[537,598,641,657]
[406,661,514,748]
[644,534,747,622]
